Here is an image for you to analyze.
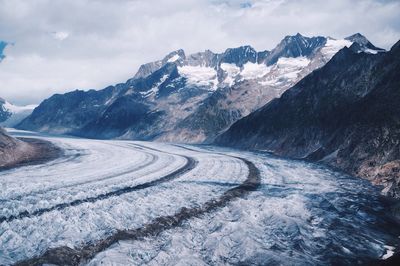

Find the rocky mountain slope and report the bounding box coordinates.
[215,40,400,198]
[0,127,60,169]
[0,127,34,168]
[17,33,383,142]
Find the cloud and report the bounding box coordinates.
[0,0,399,105]
[51,31,69,41]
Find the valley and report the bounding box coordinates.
[0,129,399,265]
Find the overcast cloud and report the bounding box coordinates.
[0,0,399,105]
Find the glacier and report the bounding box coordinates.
[0,130,398,265]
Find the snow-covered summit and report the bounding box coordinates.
[128,33,383,99]
[0,100,37,127]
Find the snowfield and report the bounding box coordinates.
[0,130,399,265]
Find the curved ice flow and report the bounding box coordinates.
[0,131,398,265]
[0,132,248,265]
[89,145,400,266]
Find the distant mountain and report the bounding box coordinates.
[0,98,37,127]
[345,33,386,53]
[18,33,384,142]
[215,40,400,198]
[0,98,11,122]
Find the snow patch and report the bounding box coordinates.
[364,49,378,54]
[167,54,180,63]
[178,66,218,90]
[240,62,271,80]
[276,56,310,68]
[259,57,310,86]
[321,39,353,60]
[220,63,240,86]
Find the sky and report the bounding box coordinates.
[0,0,399,105]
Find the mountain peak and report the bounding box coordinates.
[224,45,256,53]
[221,45,257,66]
[391,39,400,52]
[345,33,369,45]
[282,33,310,42]
[267,34,327,65]
[344,33,385,53]
[162,49,186,63]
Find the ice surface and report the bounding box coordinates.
[0,131,398,265]
[0,131,247,264]
[89,146,400,265]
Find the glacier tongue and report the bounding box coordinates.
[1,131,399,265]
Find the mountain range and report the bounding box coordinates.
[17,33,383,143]
[13,33,399,197]
[216,40,400,198]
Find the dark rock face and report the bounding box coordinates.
[220,45,258,66]
[78,95,163,140]
[19,87,118,134]
[215,40,400,198]
[265,33,327,65]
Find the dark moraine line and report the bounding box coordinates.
[0,153,196,224]
[5,150,159,203]
[15,157,260,266]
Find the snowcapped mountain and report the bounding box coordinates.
[0,98,37,127]
[215,40,400,197]
[18,33,384,142]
